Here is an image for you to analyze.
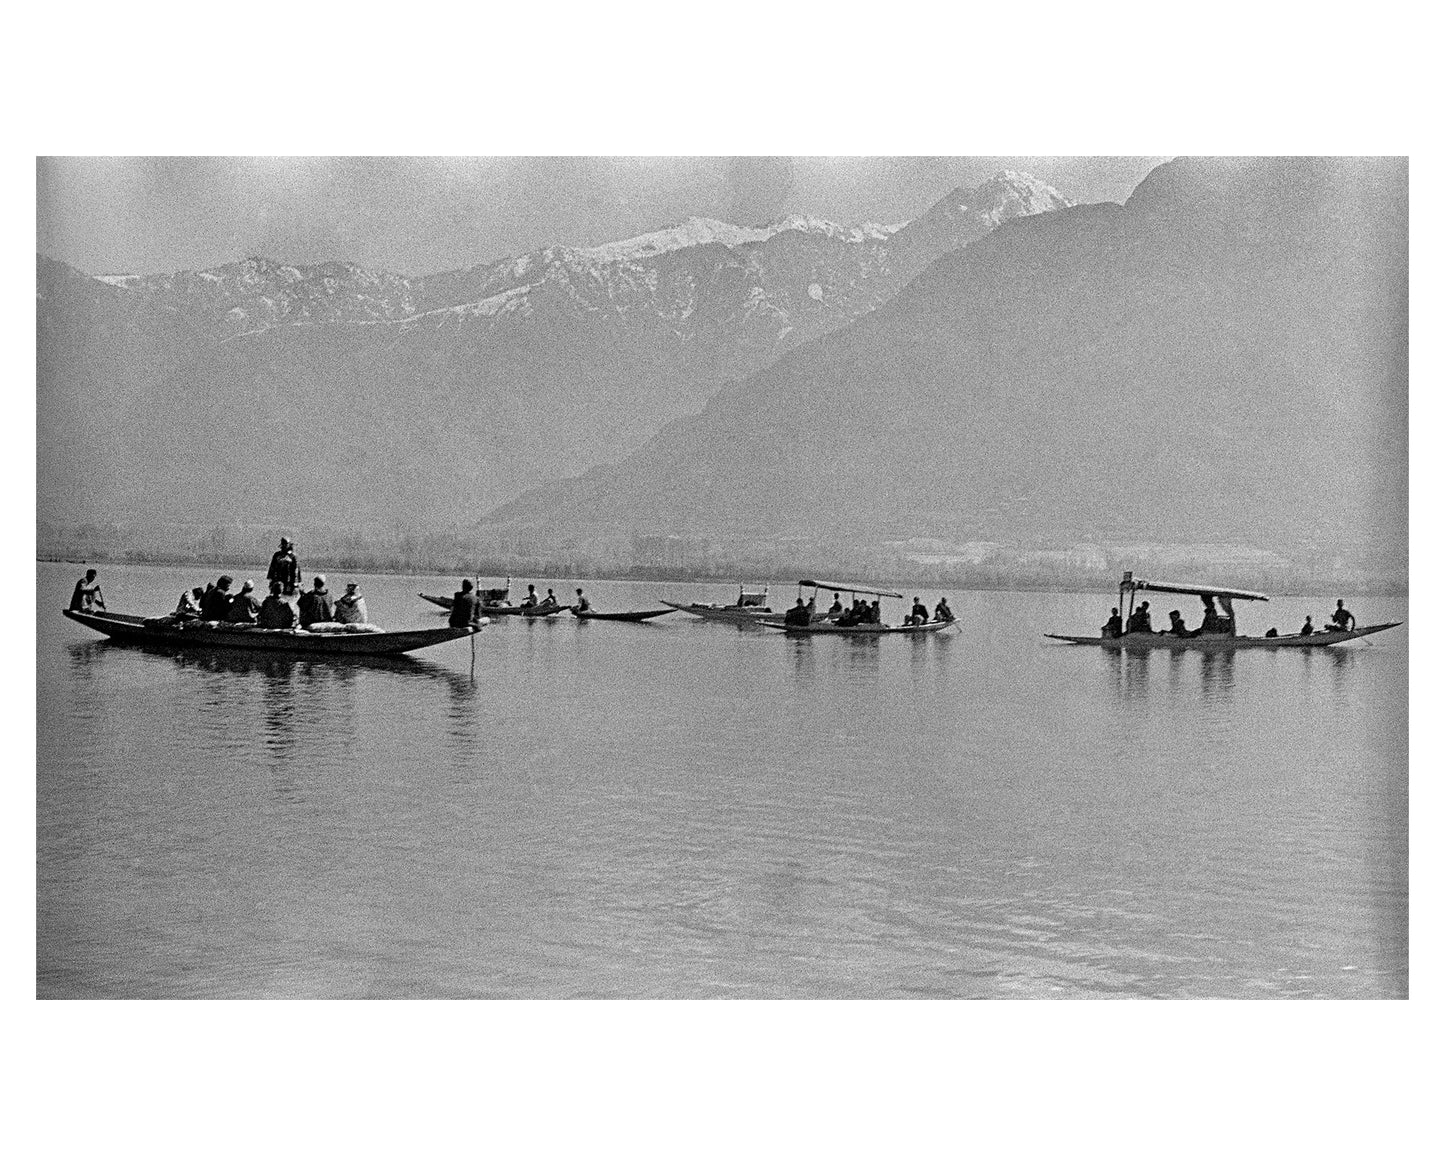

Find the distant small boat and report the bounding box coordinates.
[570,606,677,622]
[419,591,522,615]
[662,583,781,625]
[1048,573,1402,649]
[64,608,480,656]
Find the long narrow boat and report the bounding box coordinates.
[1047,572,1402,650]
[64,608,480,656]
[570,606,677,622]
[1045,623,1400,649]
[761,618,954,635]
[760,578,958,635]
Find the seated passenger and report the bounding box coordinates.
[226,579,262,624]
[1102,607,1123,638]
[257,581,299,629]
[450,579,480,628]
[175,586,205,618]
[334,582,367,624]
[200,576,235,621]
[574,588,590,613]
[1165,609,1190,637]
[828,595,844,616]
[1329,599,1356,632]
[869,600,883,624]
[1300,615,1314,636]
[784,597,811,627]
[934,597,955,623]
[1125,600,1152,633]
[298,575,334,628]
[521,584,539,607]
[910,597,929,625]
[538,588,559,609]
[69,568,106,613]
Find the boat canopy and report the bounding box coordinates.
[1120,573,1269,602]
[798,579,904,599]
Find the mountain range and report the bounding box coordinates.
[37,171,1070,530]
[479,157,1408,572]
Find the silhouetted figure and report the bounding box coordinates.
[784,597,811,627]
[521,584,539,607]
[69,568,105,613]
[575,587,590,613]
[450,579,480,628]
[934,597,954,623]
[1330,599,1356,632]
[1126,600,1152,633]
[200,575,235,621]
[1102,608,1123,638]
[267,537,301,596]
[1300,615,1314,636]
[1166,609,1191,637]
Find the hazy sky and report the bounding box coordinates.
[37,156,1170,277]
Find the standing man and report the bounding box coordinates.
[298,575,334,628]
[267,537,301,597]
[69,569,106,612]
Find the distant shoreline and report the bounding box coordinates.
[35,553,1409,599]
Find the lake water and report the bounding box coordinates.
[36,562,1408,998]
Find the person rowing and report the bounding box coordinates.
[70,569,105,613]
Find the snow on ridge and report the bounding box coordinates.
[573,210,903,266]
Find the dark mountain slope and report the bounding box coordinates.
[482,157,1407,566]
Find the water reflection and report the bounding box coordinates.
[1199,651,1235,702]
[1104,647,1235,706]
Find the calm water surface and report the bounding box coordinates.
[36,563,1408,997]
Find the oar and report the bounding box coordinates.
[470,569,479,682]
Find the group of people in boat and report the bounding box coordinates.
[1102,594,1356,639]
[72,540,368,631]
[782,592,956,628]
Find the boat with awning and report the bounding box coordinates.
[1046,572,1401,649]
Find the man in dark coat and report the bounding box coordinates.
[298,575,334,628]
[449,579,480,628]
[200,576,235,621]
[267,537,301,596]
[226,579,263,624]
[257,580,299,629]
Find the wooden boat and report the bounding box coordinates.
[1047,572,1402,650]
[760,579,958,634]
[419,591,523,615]
[569,606,677,622]
[64,608,480,656]
[520,602,568,618]
[661,583,782,624]
[1045,623,1400,649]
[761,618,954,635]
